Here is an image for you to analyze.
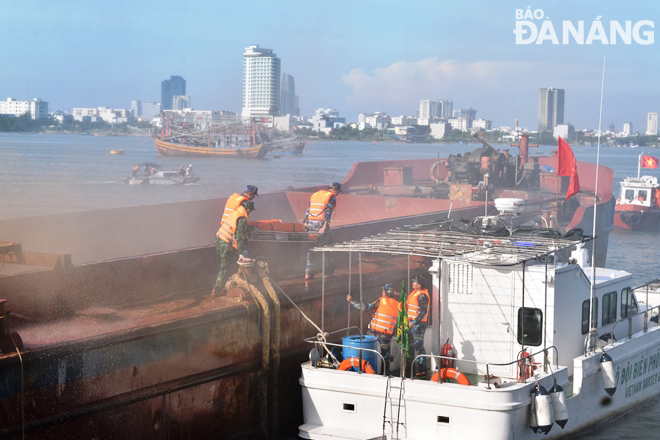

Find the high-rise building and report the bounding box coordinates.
[623,122,633,136]
[419,100,439,119]
[130,100,161,120]
[460,107,477,125]
[439,100,453,119]
[242,45,281,118]
[161,76,186,111]
[172,95,191,110]
[647,112,658,136]
[280,73,299,116]
[538,87,564,132]
[419,99,453,120]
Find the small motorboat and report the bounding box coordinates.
[110,149,125,155]
[124,163,200,185]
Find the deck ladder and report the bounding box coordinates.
[382,376,406,439]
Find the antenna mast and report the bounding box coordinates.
[589,54,606,333]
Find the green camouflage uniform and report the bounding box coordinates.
[214,216,248,291]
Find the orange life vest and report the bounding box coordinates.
[217,205,248,249]
[307,190,335,222]
[407,288,429,324]
[369,296,400,335]
[223,193,248,222]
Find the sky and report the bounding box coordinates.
[1,0,658,132]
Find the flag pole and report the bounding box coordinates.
[589,54,606,334]
[638,151,644,179]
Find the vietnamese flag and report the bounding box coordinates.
[641,155,659,169]
[557,137,580,199]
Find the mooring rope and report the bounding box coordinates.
[255,262,281,434]
[270,280,339,365]
[227,272,270,437]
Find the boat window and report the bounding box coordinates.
[581,298,598,334]
[638,190,648,202]
[517,307,543,346]
[624,189,635,201]
[621,287,638,319]
[602,291,617,326]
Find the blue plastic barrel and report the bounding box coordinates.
[342,335,379,373]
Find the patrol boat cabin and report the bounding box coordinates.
[298,220,660,439]
[614,176,660,231]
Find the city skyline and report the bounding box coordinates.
[1,1,657,131]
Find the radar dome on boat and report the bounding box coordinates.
[494,198,525,215]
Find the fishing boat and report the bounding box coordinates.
[265,139,305,155]
[298,219,660,439]
[124,162,200,185]
[153,136,267,159]
[614,153,660,231]
[153,115,268,159]
[110,149,124,155]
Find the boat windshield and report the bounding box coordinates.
[624,189,635,202]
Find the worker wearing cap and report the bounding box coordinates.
[222,185,258,223]
[347,284,400,375]
[303,182,341,280]
[407,275,430,377]
[213,200,255,295]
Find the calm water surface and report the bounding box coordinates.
[1,133,659,438]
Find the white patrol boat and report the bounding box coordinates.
[298,216,660,440]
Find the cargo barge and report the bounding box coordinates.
[0,141,614,439]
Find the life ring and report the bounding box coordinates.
[430,368,470,385]
[430,160,447,184]
[337,357,376,374]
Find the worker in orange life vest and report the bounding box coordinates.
[408,275,430,377]
[303,182,341,280]
[132,164,139,178]
[347,284,400,375]
[212,200,254,296]
[222,185,258,223]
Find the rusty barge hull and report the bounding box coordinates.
[0,154,614,439]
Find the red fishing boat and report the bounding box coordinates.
[153,114,268,159]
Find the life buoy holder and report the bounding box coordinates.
[430,368,470,385]
[337,357,376,374]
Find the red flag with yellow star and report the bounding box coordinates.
[558,137,580,199]
[641,155,659,169]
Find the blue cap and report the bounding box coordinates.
[412,275,426,286]
[383,284,394,294]
[245,185,259,196]
[329,182,343,192]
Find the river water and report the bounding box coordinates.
[0,133,658,438]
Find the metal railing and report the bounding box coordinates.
[411,346,560,389]
[303,328,387,376]
[583,283,660,355]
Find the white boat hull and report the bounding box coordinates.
[300,325,660,440]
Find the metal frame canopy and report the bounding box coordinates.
[313,221,589,266]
